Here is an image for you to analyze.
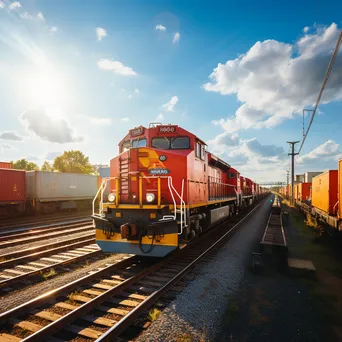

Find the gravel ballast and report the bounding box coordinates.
[0,253,130,313]
[136,197,272,342]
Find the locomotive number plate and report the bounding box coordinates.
[148,168,170,175]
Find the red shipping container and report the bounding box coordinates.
[0,169,26,203]
[299,182,311,202]
[0,162,12,169]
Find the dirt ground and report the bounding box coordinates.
[215,197,342,342]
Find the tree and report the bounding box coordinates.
[53,150,94,174]
[41,161,54,172]
[12,159,39,171]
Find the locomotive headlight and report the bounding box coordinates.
[146,193,155,203]
[108,193,116,202]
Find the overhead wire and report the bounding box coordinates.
[298,29,342,154]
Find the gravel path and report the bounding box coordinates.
[135,197,272,342]
[0,252,130,313]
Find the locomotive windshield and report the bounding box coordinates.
[152,136,190,150]
[121,138,147,152]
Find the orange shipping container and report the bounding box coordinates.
[298,182,311,202]
[294,184,299,201]
[312,170,338,215]
[0,162,12,169]
[339,160,342,219]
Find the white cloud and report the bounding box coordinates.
[0,1,5,9]
[173,32,180,43]
[0,131,23,141]
[246,138,285,157]
[20,12,32,19]
[303,26,309,33]
[49,26,58,33]
[207,132,240,155]
[88,117,112,125]
[156,113,164,122]
[20,11,45,20]
[121,117,130,122]
[97,59,137,76]
[127,94,132,99]
[155,24,166,32]
[2,144,12,149]
[37,12,45,21]
[96,27,107,41]
[9,1,21,10]
[162,96,179,112]
[134,88,140,93]
[297,140,341,164]
[21,108,83,143]
[204,23,342,133]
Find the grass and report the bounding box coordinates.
[148,307,161,322]
[68,290,81,302]
[39,268,56,280]
[282,201,342,339]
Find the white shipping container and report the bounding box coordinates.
[304,171,323,183]
[26,171,98,201]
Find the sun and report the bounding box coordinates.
[24,64,67,108]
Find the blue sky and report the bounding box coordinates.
[0,0,342,182]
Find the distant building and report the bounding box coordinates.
[304,171,323,183]
[295,174,304,183]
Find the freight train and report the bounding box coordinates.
[279,160,342,233]
[0,168,100,218]
[92,123,268,257]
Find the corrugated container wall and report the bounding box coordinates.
[294,184,299,201]
[0,162,12,169]
[0,169,26,202]
[26,171,98,201]
[298,182,311,202]
[304,171,322,183]
[312,170,338,215]
[339,160,342,219]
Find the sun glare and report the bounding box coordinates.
[24,65,66,107]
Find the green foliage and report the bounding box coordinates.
[12,159,39,171]
[53,150,95,174]
[41,161,54,172]
[148,308,161,321]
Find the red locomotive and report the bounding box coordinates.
[93,123,267,257]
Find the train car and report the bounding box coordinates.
[0,161,12,169]
[92,123,264,257]
[26,171,98,213]
[0,169,26,218]
[297,182,311,203]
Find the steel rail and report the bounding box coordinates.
[0,237,96,269]
[0,255,137,322]
[96,201,262,341]
[0,246,100,288]
[0,212,91,229]
[0,224,94,248]
[0,219,92,241]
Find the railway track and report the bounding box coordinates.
[0,239,100,288]
[0,222,94,249]
[0,201,262,341]
[0,211,91,230]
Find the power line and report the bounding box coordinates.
[298,29,342,154]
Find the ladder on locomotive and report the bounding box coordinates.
[119,156,129,201]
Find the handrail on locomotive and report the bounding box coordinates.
[93,175,188,234]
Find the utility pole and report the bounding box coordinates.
[286,170,290,185]
[287,141,300,204]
